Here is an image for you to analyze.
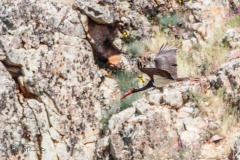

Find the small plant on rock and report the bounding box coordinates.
[157,13,183,29]
[100,70,144,125]
[114,70,144,110]
[100,108,116,125]
[127,40,147,57]
[188,91,209,115]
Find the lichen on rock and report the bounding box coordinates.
[0,0,240,160]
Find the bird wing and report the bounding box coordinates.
[154,43,178,80]
[137,60,174,80]
[137,61,156,79]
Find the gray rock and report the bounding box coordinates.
[210,134,224,143]
[178,104,196,118]
[55,143,69,160]
[99,77,120,105]
[133,99,151,114]
[0,49,6,61]
[227,49,240,61]
[108,107,136,133]
[102,102,180,159]
[155,0,165,5]
[112,38,123,51]
[126,11,151,37]
[119,55,134,71]
[98,58,240,159]
[0,63,24,159]
[110,134,126,159]
[41,132,58,160]
[163,89,183,109]
[0,62,16,110]
[0,0,240,160]
[103,0,116,4]
[121,17,131,25]
[186,2,204,11]
[0,1,103,159]
[225,28,240,49]
[49,127,62,142]
[146,89,163,105]
[182,39,193,52]
[233,136,240,160]
[96,136,110,158]
[74,1,118,24]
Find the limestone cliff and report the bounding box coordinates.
[0,0,239,160]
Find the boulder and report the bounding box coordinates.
[73,1,118,25]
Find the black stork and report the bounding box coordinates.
[121,43,190,100]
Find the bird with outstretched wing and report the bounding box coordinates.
[121,43,189,100]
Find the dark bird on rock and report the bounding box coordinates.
[121,43,190,100]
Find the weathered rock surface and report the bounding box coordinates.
[97,59,240,159]
[225,28,240,49]
[74,1,119,25]
[0,0,103,159]
[0,0,239,160]
[228,49,240,61]
[233,136,240,160]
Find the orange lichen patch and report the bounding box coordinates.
[108,54,121,66]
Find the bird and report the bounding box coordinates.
[120,43,191,100]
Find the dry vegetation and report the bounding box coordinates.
[188,87,239,130]
[178,15,240,77]
[126,40,147,58]
[118,13,240,123]
[125,14,240,78]
[177,28,230,77]
[187,87,240,158]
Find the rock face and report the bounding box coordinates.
[0,0,239,160]
[177,0,232,51]
[97,59,240,159]
[74,1,118,25]
[225,28,240,49]
[73,1,122,65]
[233,136,240,160]
[0,1,102,159]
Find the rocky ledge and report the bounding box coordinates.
[97,59,240,159]
[0,0,239,160]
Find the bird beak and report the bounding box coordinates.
[120,89,133,100]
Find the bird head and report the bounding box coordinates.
[120,88,136,100]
